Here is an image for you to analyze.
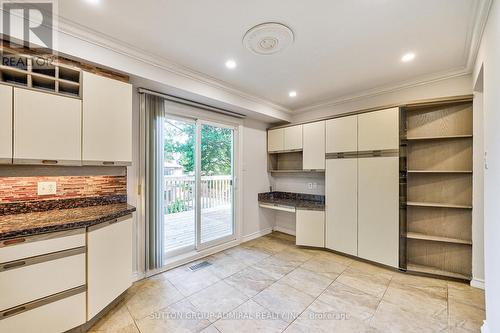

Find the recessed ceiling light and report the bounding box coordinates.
[289,91,297,98]
[225,59,237,69]
[85,0,100,5]
[401,52,416,62]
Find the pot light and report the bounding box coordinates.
[289,91,297,98]
[401,52,416,62]
[84,0,100,5]
[225,59,237,69]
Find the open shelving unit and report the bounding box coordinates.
[0,45,82,98]
[400,99,473,280]
[267,150,325,174]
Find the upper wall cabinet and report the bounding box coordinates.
[82,72,132,165]
[13,88,82,165]
[284,125,303,151]
[303,121,325,170]
[358,107,399,151]
[0,84,12,164]
[268,128,284,152]
[267,125,303,153]
[326,115,357,153]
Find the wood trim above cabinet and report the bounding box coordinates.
[268,95,473,130]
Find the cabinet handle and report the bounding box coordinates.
[3,238,26,246]
[42,160,58,164]
[2,261,26,271]
[102,161,115,166]
[3,306,26,318]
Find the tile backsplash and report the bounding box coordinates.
[0,175,127,203]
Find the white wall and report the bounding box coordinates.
[473,1,500,331]
[241,119,275,239]
[291,74,472,123]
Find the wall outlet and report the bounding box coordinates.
[308,183,313,190]
[312,182,318,189]
[38,182,57,195]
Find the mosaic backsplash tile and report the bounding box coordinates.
[0,175,127,203]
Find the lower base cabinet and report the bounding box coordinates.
[87,216,133,320]
[296,209,325,247]
[0,292,85,333]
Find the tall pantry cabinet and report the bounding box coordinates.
[326,108,400,268]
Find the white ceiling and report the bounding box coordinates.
[58,0,484,111]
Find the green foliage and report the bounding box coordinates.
[167,199,187,214]
[164,121,232,176]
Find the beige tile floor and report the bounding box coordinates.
[89,232,485,333]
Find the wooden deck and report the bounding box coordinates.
[164,205,233,253]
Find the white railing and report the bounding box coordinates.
[164,175,232,213]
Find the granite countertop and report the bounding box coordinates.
[258,191,325,211]
[0,203,136,241]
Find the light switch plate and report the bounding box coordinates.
[38,182,57,195]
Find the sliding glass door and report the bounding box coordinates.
[163,117,197,257]
[163,116,235,260]
[199,122,234,248]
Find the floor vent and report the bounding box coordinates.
[188,261,212,272]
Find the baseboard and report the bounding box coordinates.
[471,278,485,290]
[273,226,296,236]
[481,321,489,333]
[241,227,273,243]
[132,270,146,282]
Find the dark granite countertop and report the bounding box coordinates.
[0,203,136,241]
[258,191,325,211]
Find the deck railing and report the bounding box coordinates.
[164,175,232,213]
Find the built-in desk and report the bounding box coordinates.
[258,192,325,247]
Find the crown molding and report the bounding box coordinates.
[293,0,491,114]
[465,0,493,70]
[54,16,292,114]
[15,2,491,118]
[292,68,471,114]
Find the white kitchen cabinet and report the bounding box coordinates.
[82,72,132,165]
[0,292,85,333]
[284,125,303,151]
[303,121,325,170]
[13,88,81,165]
[0,229,85,263]
[0,251,85,310]
[326,115,358,153]
[326,158,358,256]
[358,108,399,151]
[358,156,399,267]
[268,128,284,152]
[0,84,12,163]
[87,216,133,320]
[296,209,325,247]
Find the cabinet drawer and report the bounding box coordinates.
[0,229,85,262]
[0,289,85,333]
[0,249,85,310]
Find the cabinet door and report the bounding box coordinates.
[303,121,325,170]
[82,72,132,165]
[267,128,284,152]
[87,217,132,320]
[284,125,303,151]
[326,115,357,153]
[296,209,325,247]
[358,108,399,151]
[13,88,81,164]
[358,157,399,267]
[325,158,358,255]
[0,85,12,163]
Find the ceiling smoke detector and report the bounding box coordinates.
[243,22,294,55]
